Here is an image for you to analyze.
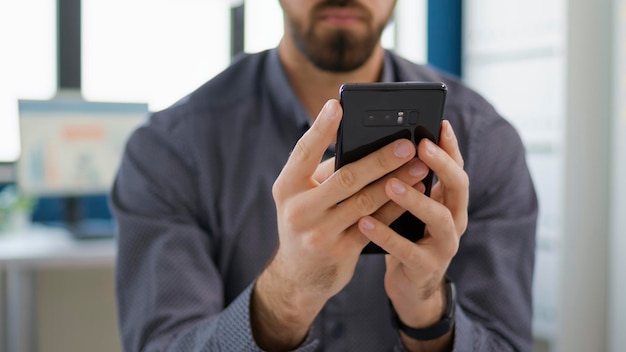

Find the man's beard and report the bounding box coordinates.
[288,0,390,72]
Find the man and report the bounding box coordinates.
[111,0,538,351]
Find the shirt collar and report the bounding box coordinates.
[265,49,311,130]
[380,50,396,83]
[265,48,397,130]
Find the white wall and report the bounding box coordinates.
[609,1,626,351]
[556,0,613,351]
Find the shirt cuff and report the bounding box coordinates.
[452,303,479,352]
[217,280,320,351]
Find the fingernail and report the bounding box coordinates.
[391,179,407,194]
[409,160,428,177]
[425,140,437,156]
[394,141,413,158]
[361,218,375,231]
[324,100,338,119]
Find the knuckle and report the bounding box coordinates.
[304,227,328,248]
[272,178,284,201]
[456,213,469,236]
[281,213,298,233]
[435,208,453,227]
[336,167,357,189]
[283,201,307,231]
[402,245,419,263]
[459,171,470,189]
[444,238,460,258]
[292,139,311,162]
[379,230,394,248]
[311,117,325,134]
[458,155,465,169]
[374,151,390,170]
[354,192,377,215]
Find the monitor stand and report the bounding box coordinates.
[64,196,114,239]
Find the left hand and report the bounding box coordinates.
[357,120,468,332]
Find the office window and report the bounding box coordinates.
[81,0,231,112]
[244,0,283,53]
[0,0,57,162]
[1,0,427,165]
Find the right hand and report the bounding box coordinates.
[251,99,430,350]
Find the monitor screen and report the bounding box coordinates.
[0,100,19,184]
[17,98,148,197]
[0,163,16,184]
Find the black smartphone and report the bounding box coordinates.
[335,82,447,254]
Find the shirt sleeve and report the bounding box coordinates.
[447,114,539,351]
[110,120,319,351]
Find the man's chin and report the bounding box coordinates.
[309,53,368,73]
[312,24,366,43]
[293,24,379,72]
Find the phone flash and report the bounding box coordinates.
[397,112,404,124]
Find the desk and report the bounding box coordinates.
[0,225,116,352]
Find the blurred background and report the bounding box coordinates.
[0,0,624,351]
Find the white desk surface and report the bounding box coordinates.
[0,225,116,268]
[0,225,117,352]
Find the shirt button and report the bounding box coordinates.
[331,323,344,339]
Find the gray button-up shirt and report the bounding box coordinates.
[111,49,538,351]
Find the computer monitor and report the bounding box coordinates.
[0,104,19,185]
[17,97,148,237]
[0,163,16,184]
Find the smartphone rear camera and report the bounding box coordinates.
[364,110,407,126]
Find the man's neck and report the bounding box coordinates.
[277,39,385,121]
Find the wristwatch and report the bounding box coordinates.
[390,277,456,341]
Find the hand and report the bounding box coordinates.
[251,99,430,350]
[357,120,468,351]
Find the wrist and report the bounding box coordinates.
[391,279,446,328]
[250,257,325,350]
[391,277,456,343]
[257,258,326,319]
